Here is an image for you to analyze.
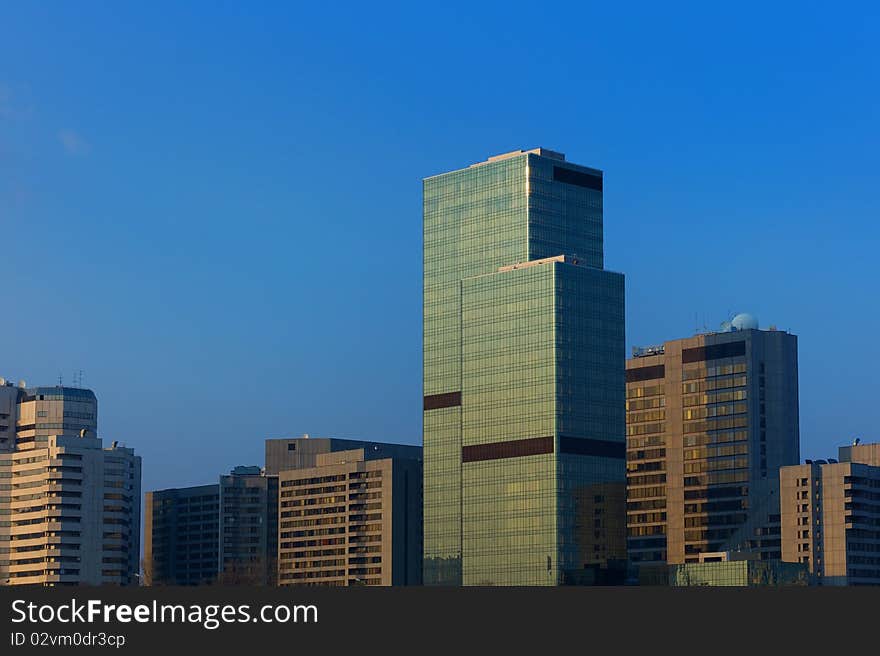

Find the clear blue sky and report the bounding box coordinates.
[1,2,878,494]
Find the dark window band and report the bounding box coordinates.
[626,365,665,383]
[559,436,625,459]
[462,436,553,463]
[681,341,746,364]
[553,166,603,191]
[461,436,625,463]
[423,391,461,411]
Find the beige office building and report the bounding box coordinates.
[0,379,141,586]
[625,315,799,564]
[780,442,880,585]
[278,445,422,586]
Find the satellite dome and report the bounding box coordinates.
[730,313,758,331]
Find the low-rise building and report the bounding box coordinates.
[669,555,810,587]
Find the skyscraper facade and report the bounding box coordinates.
[625,320,799,565]
[144,484,220,585]
[423,148,626,586]
[219,466,278,585]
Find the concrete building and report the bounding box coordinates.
[780,442,880,585]
[144,436,422,586]
[0,378,24,453]
[219,466,278,585]
[144,466,279,587]
[838,441,880,467]
[0,379,141,587]
[423,148,626,586]
[625,317,799,564]
[265,435,421,476]
[15,385,98,449]
[278,443,422,586]
[0,433,141,586]
[144,484,219,585]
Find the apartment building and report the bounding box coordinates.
[780,442,880,585]
[278,444,422,586]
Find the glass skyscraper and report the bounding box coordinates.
[423,148,626,585]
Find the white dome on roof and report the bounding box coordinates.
[731,313,758,331]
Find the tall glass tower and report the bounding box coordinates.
[423,148,626,585]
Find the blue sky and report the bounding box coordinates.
[1,2,878,494]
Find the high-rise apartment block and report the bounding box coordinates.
[0,378,141,586]
[219,466,278,585]
[145,467,277,587]
[278,444,422,586]
[144,484,220,585]
[145,436,423,586]
[423,148,626,585]
[780,442,880,585]
[625,317,799,564]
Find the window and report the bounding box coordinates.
[552,165,602,191]
[681,341,745,363]
[626,365,665,383]
[423,391,462,410]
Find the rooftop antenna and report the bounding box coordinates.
[58,373,63,386]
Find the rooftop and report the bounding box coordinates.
[498,254,583,273]
[469,147,565,168]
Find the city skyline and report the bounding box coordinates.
[2,3,879,501]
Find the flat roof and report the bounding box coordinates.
[424,147,602,181]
